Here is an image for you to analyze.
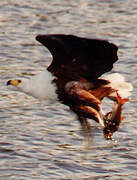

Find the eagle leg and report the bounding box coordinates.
[65,81,101,111]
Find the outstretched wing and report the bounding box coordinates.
[36,34,118,81]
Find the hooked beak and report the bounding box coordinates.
[7,80,11,86]
[7,79,21,86]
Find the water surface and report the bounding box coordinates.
[0,0,137,179]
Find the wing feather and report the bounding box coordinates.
[36,34,118,80]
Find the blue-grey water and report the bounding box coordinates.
[0,1,137,179]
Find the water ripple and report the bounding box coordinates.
[0,0,137,179]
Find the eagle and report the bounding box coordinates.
[7,34,132,141]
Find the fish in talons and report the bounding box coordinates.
[103,91,129,140]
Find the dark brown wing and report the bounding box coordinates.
[36,34,119,140]
[36,34,118,81]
